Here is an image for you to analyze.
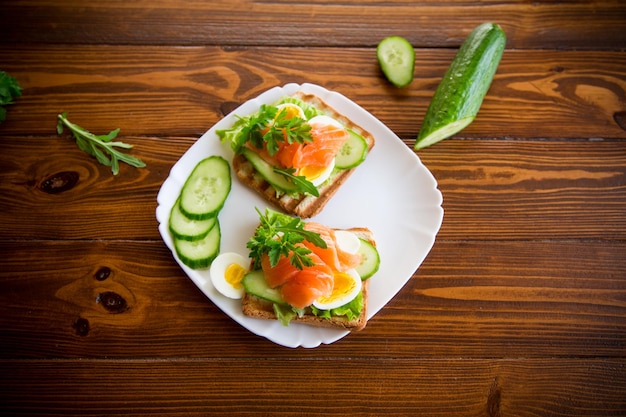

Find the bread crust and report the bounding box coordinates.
[241,227,375,332]
[232,91,375,218]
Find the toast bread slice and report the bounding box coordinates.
[241,227,375,331]
[232,91,375,218]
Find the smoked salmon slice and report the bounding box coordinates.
[261,248,334,309]
[279,265,334,309]
[261,253,300,288]
[303,222,362,272]
[277,122,349,169]
[252,117,350,171]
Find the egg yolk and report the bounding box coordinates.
[274,103,304,121]
[225,263,246,290]
[316,272,357,304]
[298,165,327,181]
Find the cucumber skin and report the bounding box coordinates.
[335,129,368,170]
[355,238,380,280]
[174,221,221,269]
[242,270,288,305]
[416,23,506,149]
[179,156,231,220]
[241,147,299,193]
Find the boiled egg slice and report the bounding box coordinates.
[298,158,335,186]
[313,268,362,310]
[307,114,344,129]
[275,103,306,120]
[297,114,345,186]
[334,230,361,255]
[209,252,249,299]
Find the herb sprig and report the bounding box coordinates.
[257,107,312,155]
[0,71,22,123]
[57,113,146,175]
[217,103,318,195]
[217,104,313,155]
[247,208,327,270]
[274,167,320,197]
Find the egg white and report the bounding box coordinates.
[298,114,346,186]
[301,158,335,186]
[313,268,362,310]
[307,114,344,129]
[209,252,249,299]
[334,230,361,255]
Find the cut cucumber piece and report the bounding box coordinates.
[174,220,221,269]
[415,22,506,150]
[179,156,231,220]
[169,197,217,241]
[335,129,368,169]
[241,147,299,193]
[241,269,288,305]
[377,36,415,88]
[355,238,380,280]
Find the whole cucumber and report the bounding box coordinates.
[415,22,506,150]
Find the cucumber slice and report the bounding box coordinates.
[335,129,368,169]
[355,238,380,280]
[241,147,299,193]
[415,22,506,150]
[242,270,288,305]
[377,36,415,88]
[179,156,231,220]
[169,198,217,241]
[174,220,221,269]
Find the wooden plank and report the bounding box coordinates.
[1,358,625,416]
[0,136,623,240]
[0,0,624,49]
[1,240,624,358]
[1,47,624,139]
[421,139,626,240]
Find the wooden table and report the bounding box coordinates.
[1,1,625,415]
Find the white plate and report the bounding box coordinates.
[156,83,443,348]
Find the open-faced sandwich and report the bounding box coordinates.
[217,92,375,218]
[209,208,380,331]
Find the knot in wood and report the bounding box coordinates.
[94,266,111,281]
[96,291,128,314]
[39,171,79,194]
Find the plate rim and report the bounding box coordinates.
[156,82,444,348]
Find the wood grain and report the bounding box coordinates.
[1,0,625,415]
[1,47,624,138]
[1,359,625,416]
[1,0,625,49]
[0,136,623,240]
[1,240,624,359]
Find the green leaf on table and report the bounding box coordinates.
[0,71,22,123]
[56,113,146,175]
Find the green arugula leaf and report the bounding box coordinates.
[247,208,327,270]
[0,71,22,123]
[56,113,146,175]
[262,107,312,155]
[217,104,313,155]
[273,167,320,197]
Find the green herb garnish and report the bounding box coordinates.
[217,104,313,155]
[0,71,22,123]
[259,106,312,155]
[247,208,327,270]
[273,167,319,197]
[56,113,146,175]
[217,103,317,195]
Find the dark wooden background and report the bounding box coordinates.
[1,1,625,415]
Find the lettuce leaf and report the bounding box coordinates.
[273,291,364,326]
